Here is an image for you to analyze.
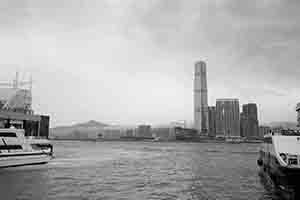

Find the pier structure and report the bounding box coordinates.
[194,61,209,135]
[297,103,300,127]
[0,72,49,138]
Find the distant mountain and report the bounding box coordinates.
[73,120,109,128]
[266,121,298,129]
[50,120,109,140]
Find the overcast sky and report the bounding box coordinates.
[0,0,299,127]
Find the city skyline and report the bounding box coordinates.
[0,0,299,127]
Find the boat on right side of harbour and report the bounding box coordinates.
[257,129,300,197]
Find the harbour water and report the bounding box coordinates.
[0,141,280,200]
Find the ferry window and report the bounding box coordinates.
[0,145,22,150]
[263,138,272,144]
[0,132,17,137]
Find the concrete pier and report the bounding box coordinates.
[296,103,300,127]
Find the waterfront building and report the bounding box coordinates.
[174,127,198,141]
[152,127,176,141]
[99,126,124,140]
[136,125,152,138]
[240,103,259,138]
[125,129,134,137]
[208,106,216,137]
[194,61,209,135]
[259,126,271,138]
[297,103,300,127]
[216,98,240,138]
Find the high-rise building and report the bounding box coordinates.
[208,106,216,137]
[240,112,247,137]
[240,103,259,138]
[297,103,300,127]
[216,98,240,137]
[194,61,209,134]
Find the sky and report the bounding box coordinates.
[0,0,299,127]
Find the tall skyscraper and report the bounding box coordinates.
[216,98,240,137]
[194,61,209,134]
[297,103,300,127]
[240,103,259,138]
[208,106,216,137]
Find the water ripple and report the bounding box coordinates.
[0,141,278,200]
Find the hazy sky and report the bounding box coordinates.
[0,0,299,127]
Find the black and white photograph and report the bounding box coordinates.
[0,0,300,199]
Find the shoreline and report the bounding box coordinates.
[49,138,263,144]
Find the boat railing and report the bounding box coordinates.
[25,136,48,140]
[280,129,300,136]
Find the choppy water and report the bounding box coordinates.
[0,141,280,200]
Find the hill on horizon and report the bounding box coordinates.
[52,120,109,129]
[50,120,110,139]
[72,120,109,128]
[265,121,298,129]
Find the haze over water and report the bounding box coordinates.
[0,141,280,200]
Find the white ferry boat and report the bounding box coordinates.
[0,128,53,168]
[257,129,300,195]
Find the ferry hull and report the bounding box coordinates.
[258,150,300,192]
[0,128,53,168]
[277,167,300,188]
[0,153,52,168]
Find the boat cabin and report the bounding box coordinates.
[0,110,49,139]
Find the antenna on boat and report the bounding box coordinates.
[15,72,33,91]
[13,72,19,89]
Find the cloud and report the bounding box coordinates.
[126,0,300,81]
[0,0,299,125]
